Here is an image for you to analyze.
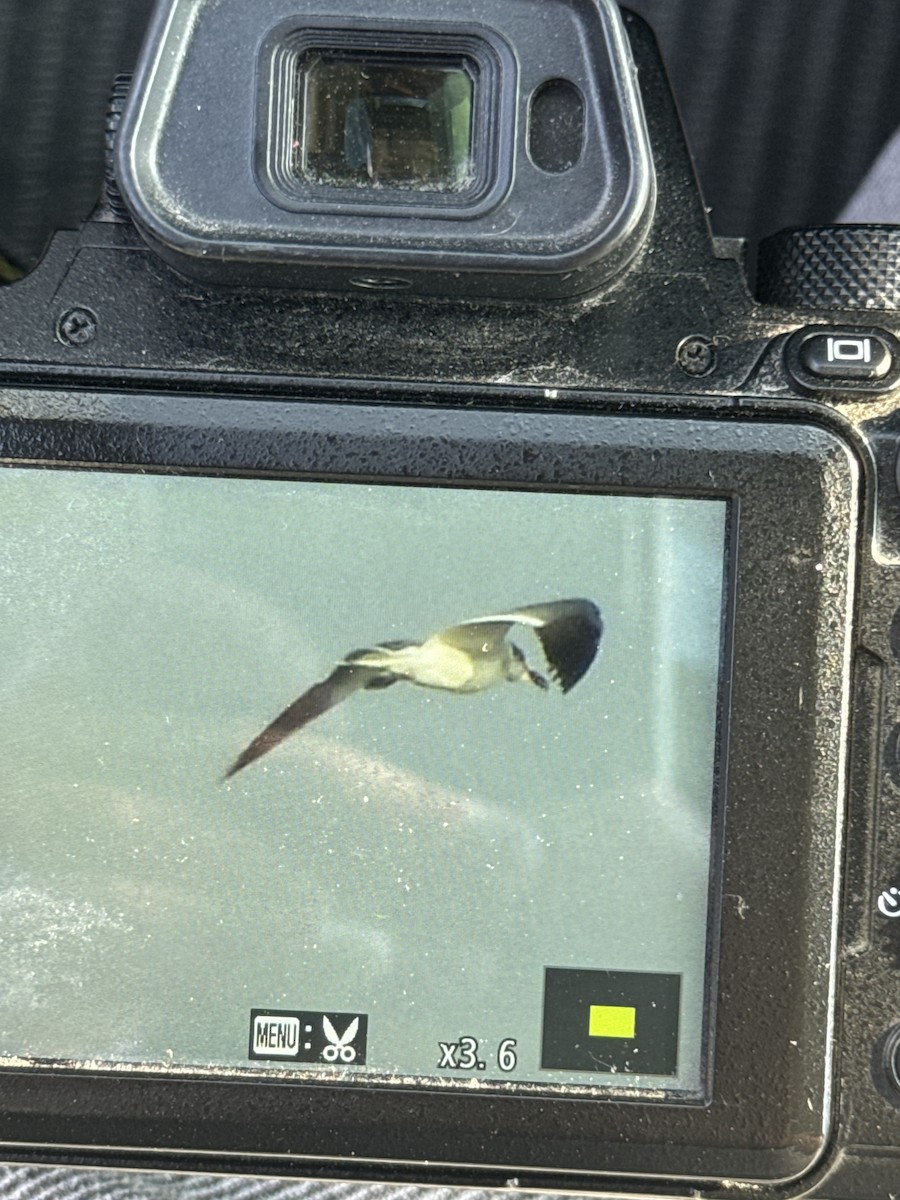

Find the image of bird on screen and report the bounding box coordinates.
[225,598,602,778]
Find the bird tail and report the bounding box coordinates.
[338,644,409,672]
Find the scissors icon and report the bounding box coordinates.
[322,1016,359,1063]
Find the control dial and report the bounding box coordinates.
[757,225,900,310]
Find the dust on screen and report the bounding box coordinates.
[0,467,727,1094]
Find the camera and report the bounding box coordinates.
[1,1,900,1196]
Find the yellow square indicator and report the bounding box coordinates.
[588,1004,636,1039]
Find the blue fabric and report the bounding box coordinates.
[839,126,900,222]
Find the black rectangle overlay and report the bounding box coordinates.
[249,1009,368,1065]
[541,968,680,1076]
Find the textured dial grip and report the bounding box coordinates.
[756,224,900,310]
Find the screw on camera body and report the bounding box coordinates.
[676,335,716,376]
[57,307,98,346]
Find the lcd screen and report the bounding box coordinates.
[0,467,728,1098]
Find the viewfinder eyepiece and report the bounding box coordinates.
[116,0,655,299]
[296,52,475,192]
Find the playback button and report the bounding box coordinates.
[799,332,891,379]
[785,326,900,396]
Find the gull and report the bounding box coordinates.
[225,598,602,778]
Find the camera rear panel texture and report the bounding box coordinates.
[2,4,900,1199]
[0,399,857,1186]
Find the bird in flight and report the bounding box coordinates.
[225,598,602,778]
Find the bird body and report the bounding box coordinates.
[346,633,526,692]
[225,598,601,779]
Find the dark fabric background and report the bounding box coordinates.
[634,0,900,237]
[2,0,900,271]
[0,0,154,271]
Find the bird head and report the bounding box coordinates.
[508,643,549,689]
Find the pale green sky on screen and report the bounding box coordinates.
[0,466,726,1094]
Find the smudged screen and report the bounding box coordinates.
[0,466,728,1096]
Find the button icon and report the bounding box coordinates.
[826,336,873,363]
[877,887,900,918]
[249,1008,368,1063]
[322,1015,359,1062]
[798,332,891,380]
[251,1014,302,1057]
[785,325,900,395]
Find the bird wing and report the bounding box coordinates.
[224,662,382,779]
[433,620,517,656]
[453,599,602,693]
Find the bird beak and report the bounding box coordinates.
[528,667,549,690]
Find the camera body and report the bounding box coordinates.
[1,3,900,1197]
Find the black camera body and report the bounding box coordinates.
[1,3,900,1198]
